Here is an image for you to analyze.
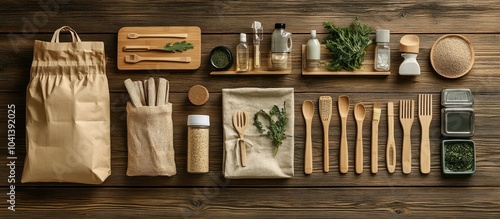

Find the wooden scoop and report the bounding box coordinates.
[302,100,314,174]
[125,54,191,64]
[354,103,366,174]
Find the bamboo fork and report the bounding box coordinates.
[418,94,433,174]
[233,111,249,167]
[400,100,415,174]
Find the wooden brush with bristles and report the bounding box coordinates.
[371,102,382,174]
[319,96,333,172]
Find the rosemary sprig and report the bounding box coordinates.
[323,17,372,71]
[162,41,194,52]
[253,102,288,156]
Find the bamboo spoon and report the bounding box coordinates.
[354,103,366,174]
[386,102,396,173]
[302,100,314,175]
[338,95,350,173]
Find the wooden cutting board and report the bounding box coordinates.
[117,26,201,70]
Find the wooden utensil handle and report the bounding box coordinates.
[136,33,187,38]
[420,128,430,174]
[144,57,192,63]
[340,118,348,173]
[387,142,396,173]
[387,102,396,173]
[371,120,379,174]
[240,140,247,167]
[123,45,151,51]
[323,124,329,173]
[305,120,313,174]
[356,122,363,174]
[402,130,412,174]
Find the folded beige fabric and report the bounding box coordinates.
[222,88,294,179]
[126,102,176,176]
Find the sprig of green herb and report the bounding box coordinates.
[253,102,288,156]
[162,41,194,52]
[323,17,372,71]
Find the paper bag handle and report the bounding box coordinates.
[51,26,82,43]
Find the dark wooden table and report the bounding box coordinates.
[2,1,500,218]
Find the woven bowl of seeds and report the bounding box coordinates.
[430,34,474,79]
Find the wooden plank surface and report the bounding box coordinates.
[3,187,500,218]
[1,0,500,217]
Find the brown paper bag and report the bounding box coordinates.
[126,102,176,176]
[222,88,294,179]
[21,26,111,184]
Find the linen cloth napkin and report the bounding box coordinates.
[222,88,294,179]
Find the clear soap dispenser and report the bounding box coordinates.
[236,33,249,72]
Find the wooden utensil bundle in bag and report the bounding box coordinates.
[22,26,111,184]
[125,78,176,176]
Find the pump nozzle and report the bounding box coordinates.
[252,21,263,69]
[252,21,263,45]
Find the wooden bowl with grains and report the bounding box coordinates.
[430,34,474,79]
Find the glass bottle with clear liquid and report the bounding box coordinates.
[374,29,390,71]
[236,33,249,72]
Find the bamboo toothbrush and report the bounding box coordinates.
[319,96,333,172]
[371,103,381,174]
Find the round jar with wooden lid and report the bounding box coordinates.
[188,85,209,105]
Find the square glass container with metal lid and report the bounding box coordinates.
[441,108,475,137]
[441,88,473,107]
[441,88,474,137]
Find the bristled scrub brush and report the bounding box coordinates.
[319,96,333,172]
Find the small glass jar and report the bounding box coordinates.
[374,29,391,71]
[187,115,210,173]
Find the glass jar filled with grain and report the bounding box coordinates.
[187,115,210,173]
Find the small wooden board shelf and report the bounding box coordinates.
[301,44,390,76]
[210,45,292,76]
[117,26,201,70]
